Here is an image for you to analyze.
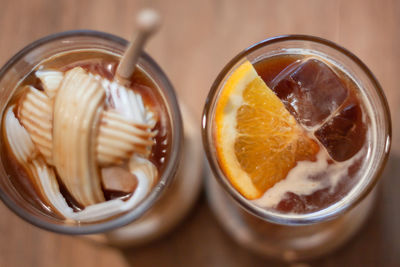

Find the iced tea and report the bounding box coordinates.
[203,35,390,260]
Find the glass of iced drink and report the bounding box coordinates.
[202,35,391,261]
[0,30,202,244]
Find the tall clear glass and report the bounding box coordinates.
[0,30,202,244]
[202,35,391,261]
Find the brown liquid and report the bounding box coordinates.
[253,54,369,213]
[2,50,172,216]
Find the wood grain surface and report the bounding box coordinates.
[0,0,399,266]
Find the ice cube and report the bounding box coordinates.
[101,167,138,193]
[272,58,348,127]
[276,188,333,213]
[314,98,366,162]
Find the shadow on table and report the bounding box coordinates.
[119,152,400,267]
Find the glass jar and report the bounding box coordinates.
[202,35,391,261]
[0,30,202,244]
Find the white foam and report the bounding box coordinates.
[5,68,159,222]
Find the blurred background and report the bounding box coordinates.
[0,0,399,266]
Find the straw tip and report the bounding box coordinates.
[137,9,161,33]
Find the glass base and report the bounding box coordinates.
[205,166,376,262]
[85,105,203,246]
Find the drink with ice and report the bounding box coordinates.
[202,35,391,260]
[0,31,188,239]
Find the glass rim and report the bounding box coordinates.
[202,34,392,225]
[0,30,183,234]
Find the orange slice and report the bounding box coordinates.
[214,60,319,199]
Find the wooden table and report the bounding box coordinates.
[0,0,399,266]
